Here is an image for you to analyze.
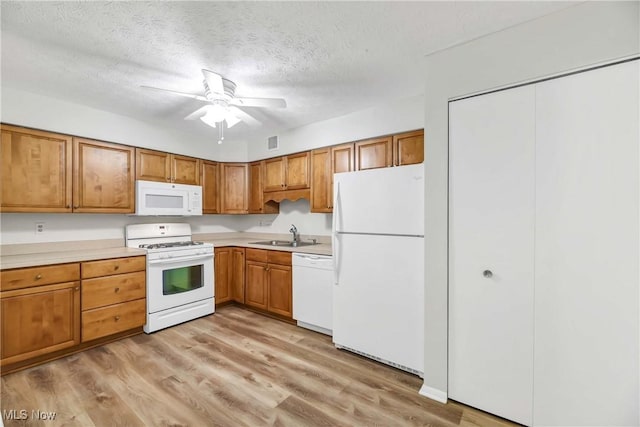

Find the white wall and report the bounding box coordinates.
[422,1,640,400]
[0,199,330,245]
[247,94,424,160]
[0,205,330,249]
[1,87,248,161]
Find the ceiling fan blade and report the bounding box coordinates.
[229,106,261,127]
[230,97,287,108]
[184,105,212,121]
[202,69,225,96]
[141,86,208,101]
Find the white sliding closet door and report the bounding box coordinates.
[533,60,639,426]
[448,85,535,426]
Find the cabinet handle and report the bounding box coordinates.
[35,274,42,280]
[75,287,80,291]
[265,267,270,271]
[73,205,79,209]
[483,270,493,278]
[66,205,70,209]
[114,265,120,271]
[114,287,120,293]
[114,316,121,321]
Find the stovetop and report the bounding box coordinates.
[138,241,205,250]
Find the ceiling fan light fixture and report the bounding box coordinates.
[199,113,217,128]
[225,114,241,128]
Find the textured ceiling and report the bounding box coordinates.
[1,1,575,143]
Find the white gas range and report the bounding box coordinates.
[125,223,214,333]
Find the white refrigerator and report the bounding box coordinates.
[332,163,424,375]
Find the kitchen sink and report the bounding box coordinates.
[250,240,319,248]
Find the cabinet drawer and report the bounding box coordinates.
[246,248,268,262]
[82,256,146,279]
[82,298,146,342]
[82,271,146,310]
[268,251,291,266]
[1,263,80,291]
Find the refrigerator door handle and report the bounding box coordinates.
[333,182,341,285]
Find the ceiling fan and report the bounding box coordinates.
[142,69,286,142]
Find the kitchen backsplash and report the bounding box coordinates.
[0,199,332,245]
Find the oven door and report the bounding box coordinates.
[147,253,214,313]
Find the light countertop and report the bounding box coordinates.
[1,234,332,270]
[0,246,147,270]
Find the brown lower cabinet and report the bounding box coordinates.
[1,279,81,366]
[214,247,246,305]
[245,248,292,318]
[0,256,146,374]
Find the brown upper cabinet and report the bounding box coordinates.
[73,138,136,213]
[220,163,248,214]
[355,129,424,171]
[393,129,424,166]
[249,161,279,214]
[1,125,73,213]
[201,160,219,214]
[263,151,310,192]
[249,161,265,213]
[135,148,201,185]
[311,142,354,213]
[355,136,393,171]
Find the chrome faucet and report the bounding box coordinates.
[289,224,299,243]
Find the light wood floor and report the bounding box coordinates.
[1,306,517,427]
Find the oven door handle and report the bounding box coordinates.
[148,254,213,265]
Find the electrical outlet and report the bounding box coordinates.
[35,222,45,234]
[259,220,273,227]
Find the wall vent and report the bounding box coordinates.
[267,135,279,151]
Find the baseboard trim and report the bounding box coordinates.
[419,384,447,404]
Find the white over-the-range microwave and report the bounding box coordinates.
[135,180,203,216]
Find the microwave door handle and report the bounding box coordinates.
[148,254,212,265]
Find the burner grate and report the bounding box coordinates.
[139,241,204,250]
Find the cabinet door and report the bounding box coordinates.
[73,138,135,213]
[172,155,201,185]
[267,264,292,318]
[1,125,72,212]
[248,161,264,213]
[393,130,424,166]
[231,248,245,303]
[1,281,80,366]
[284,151,310,189]
[330,143,354,209]
[354,136,392,170]
[220,163,248,214]
[310,148,331,213]
[214,247,232,304]
[448,85,535,426]
[245,261,268,310]
[201,161,219,214]
[263,157,285,192]
[136,148,171,182]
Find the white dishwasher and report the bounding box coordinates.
[292,253,333,336]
